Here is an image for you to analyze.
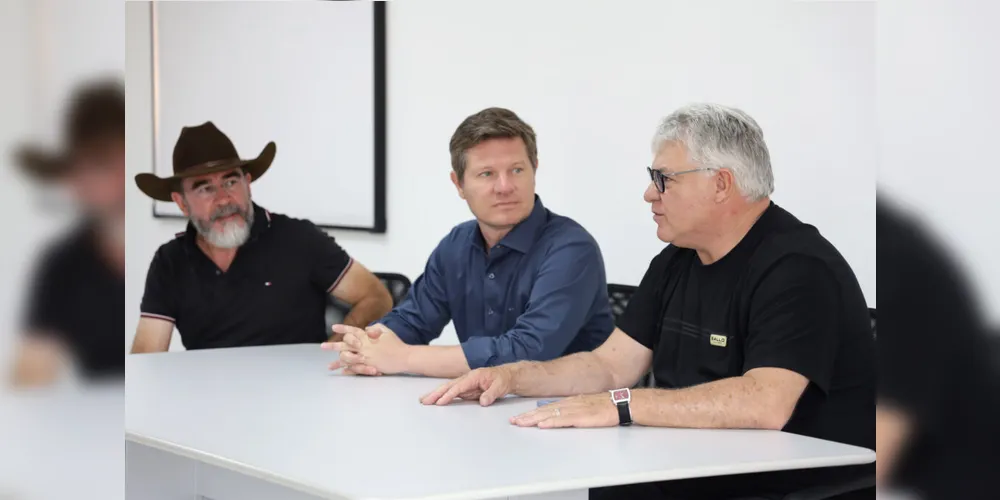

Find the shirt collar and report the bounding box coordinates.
[470,195,547,254]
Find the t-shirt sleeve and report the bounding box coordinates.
[139,249,178,323]
[618,248,672,349]
[743,255,841,393]
[303,223,353,294]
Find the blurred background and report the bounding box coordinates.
[0,0,995,499]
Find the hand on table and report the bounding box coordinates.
[510,393,618,429]
[321,323,409,376]
[420,366,513,406]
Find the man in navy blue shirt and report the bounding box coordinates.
[324,107,614,378]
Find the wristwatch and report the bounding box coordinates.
[609,388,632,426]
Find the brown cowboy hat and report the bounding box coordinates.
[14,78,125,180]
[135,121,276,202]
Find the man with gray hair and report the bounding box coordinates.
[423,103,875,499]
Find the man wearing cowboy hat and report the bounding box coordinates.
[10,78,126,386]
[130,122,392,352]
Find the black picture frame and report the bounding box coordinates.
[147,1,388,234]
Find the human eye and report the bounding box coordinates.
[512,167,524,174]
[478,171,492,177]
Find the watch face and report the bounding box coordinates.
[612,389,629,402]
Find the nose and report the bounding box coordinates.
[643,182,659,202]
[214,186,236,203]
[494,172,515,194]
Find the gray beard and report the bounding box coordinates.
[192,203,255,249]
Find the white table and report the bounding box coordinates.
[1,383,124,500]
[125,344,875,500]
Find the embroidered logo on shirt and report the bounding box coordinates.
[709,334,728,347]
[264,281,272,287]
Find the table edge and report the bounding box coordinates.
[126,431,875,500]
[126,431,350,500]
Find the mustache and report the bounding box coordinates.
[210,204,245,222]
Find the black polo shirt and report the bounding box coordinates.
[139,203,353,349]
[617,202,875,499]
[23,221,124,379]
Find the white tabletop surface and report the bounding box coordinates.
[125,344,875,500]
[1,384,124,500]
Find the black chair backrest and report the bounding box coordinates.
[869,307,876,339]
[607,283,638,326]
[325,272,412,333]
[375,272,412,306]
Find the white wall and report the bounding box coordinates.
[877,0,1000,325]
[125,0,877,351]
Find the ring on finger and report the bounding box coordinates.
[554,408,561,417]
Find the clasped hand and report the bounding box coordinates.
[321,323,409,376]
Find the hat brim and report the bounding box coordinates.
[13,144,71,181]
[135,141,276,202]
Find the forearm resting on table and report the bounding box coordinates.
[404,345,470,378]
[11,335,63,387]
[508,351,617,397]
[629,374,795,430]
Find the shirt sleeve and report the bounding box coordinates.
[378,237,452,345]
[743,255,841,393]
[139,248,178,323]
[460,237,609,369]
[618,248,673,350]
[303,223,354,294]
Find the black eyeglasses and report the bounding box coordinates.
[646,166,714,193]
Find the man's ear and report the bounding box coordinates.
[170,191,190,217]
[715,168,736,203]
[450,170,466,200]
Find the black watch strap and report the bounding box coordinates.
[615,401,632,426]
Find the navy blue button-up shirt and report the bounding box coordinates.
[379,196,614,369]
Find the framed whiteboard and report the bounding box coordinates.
[149,0,387,232]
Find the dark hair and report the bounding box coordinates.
[65,79,125,150]
[448,107,537,181]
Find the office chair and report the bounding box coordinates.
[607,283,637,324]
[324,272,412,334]
[869,308,876,339]
[375,272,412,306]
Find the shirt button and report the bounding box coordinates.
[215,270,221,276]
[488,273,495,280]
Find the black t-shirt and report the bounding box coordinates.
[618,202,875,495]
[878,199,1000,500]
[24,221,124,379]
[139,203,353,349]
